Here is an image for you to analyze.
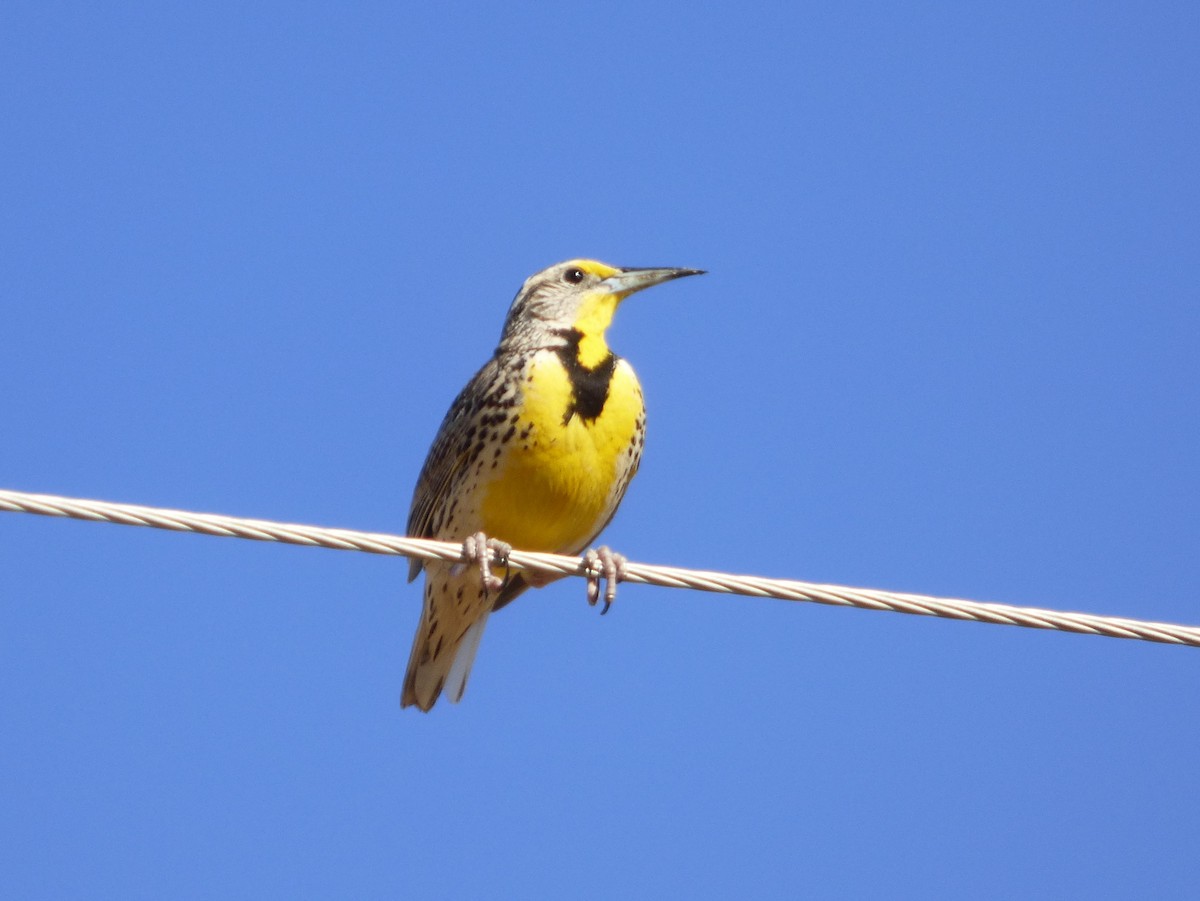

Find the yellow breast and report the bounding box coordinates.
[480,351,643,553]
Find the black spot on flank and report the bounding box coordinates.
[502,424,516,442]
[510,412,520,424]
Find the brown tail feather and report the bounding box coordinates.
[401,565,490,711]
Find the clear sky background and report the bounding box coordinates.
[2,3,1198,898]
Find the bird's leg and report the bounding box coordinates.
[461,532,511,595]
[583,546,628,615]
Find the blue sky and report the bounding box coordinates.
[2,2,1198,898]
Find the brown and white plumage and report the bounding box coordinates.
[402,259,703,711]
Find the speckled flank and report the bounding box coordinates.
[401,259,702,711]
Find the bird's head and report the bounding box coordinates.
[498,259,704,365]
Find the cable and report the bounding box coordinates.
[2,487,1197,648]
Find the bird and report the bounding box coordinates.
[402,258,705,711]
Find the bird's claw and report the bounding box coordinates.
[462,532,511,595]
[584,546,627,615]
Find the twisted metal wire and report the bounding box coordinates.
[2,488,1197,648]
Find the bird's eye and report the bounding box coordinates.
[564,267,585,284]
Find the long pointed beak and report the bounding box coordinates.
[601,266,706,298]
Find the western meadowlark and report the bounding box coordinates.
[402,258,704,711]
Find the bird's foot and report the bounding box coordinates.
[583,546,627,615]
[462,532,511,595]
